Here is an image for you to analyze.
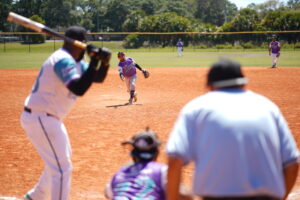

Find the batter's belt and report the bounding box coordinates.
[24,107,57,119]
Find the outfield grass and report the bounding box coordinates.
[0,41,299,69]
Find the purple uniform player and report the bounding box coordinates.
[269,35,281,68]
[105,128,193,200]
[177,39,183,57]
[117,52,147,104]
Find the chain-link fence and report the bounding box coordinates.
[1,31,300,53]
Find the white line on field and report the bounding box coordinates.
[288,189,300,199]
[0,197,21,200]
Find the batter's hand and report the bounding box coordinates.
[87,44,111,65]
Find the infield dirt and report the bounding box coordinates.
[1,67,300,199]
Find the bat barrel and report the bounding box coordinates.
[7,12,45,33]
[7,12,87,50]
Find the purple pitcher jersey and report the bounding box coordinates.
[118,57,137,77]
[269,41,280,54]
[107,161,167,200]
[177,41,183,47]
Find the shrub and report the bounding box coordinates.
[123,34,144,48]
[241,42,254,49]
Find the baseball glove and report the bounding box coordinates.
[142,69,150,78]
[276,53,280,58]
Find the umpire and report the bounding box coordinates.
[166,59,299,200]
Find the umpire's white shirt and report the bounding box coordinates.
[167,89,299,198]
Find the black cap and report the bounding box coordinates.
[122,127,161,160]
[207,58,248,88]
[117,52,125,56]
[65,26,87,41]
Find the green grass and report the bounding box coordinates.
[0,41,299,69]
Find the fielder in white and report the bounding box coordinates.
[20,26,110,200]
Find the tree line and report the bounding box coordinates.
[0,0,299,47]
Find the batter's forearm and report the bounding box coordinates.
[67,59,98,96]
[93,63,110,83]
[167,156,184,200]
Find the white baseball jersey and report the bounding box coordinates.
[167,89,299,198]
[25,48,88,120]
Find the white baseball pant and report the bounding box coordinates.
[20,110,72,200]
[177,47,183,56]
[271,53,279,66]
[125,74,137,92]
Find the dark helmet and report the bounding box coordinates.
[122,127,161,161]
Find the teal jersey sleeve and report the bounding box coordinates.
[80,60,88,73]
[54,58,80,85]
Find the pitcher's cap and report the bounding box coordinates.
[207,58,248,89]
[65,26,87,41]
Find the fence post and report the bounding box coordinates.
[54,37,56,51]
[3,37,6,52]
[29,37,31,53]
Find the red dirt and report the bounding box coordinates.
[1,67,300,199]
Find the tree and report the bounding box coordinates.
[220,8,261,44]
[194,0,237,26]
[12,0,45,18]
[122,10,146,32]
[158,0,193,19]
[222,8,261,32]
[0,0,12,31]
[287,0,300,10]
[104,0,131,31]
[41,0,79,29]
[139,12,192,47]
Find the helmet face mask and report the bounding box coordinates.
[122,128,161,162]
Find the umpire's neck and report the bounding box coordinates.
[63,42,85,62]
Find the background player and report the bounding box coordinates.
[269,35,281,68]
[105,128,193,200]
[176,39,183,57]
[167,59,299,200]
[21,26,111,200]
[117,52,149,104]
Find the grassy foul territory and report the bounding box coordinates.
[7,12,87,50]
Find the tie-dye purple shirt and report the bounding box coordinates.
[109,161,166,200]
[269,41,280,54]
[118,57,137,77]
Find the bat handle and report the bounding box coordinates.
[73,40,87,50]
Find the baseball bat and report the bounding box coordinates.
[6,12,87,50]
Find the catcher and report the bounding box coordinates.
[105,127,193,200]
[117,52,149,104]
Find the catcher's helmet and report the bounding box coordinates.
[122,127,161,161]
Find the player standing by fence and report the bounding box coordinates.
[20,26,111,200]
[269,35,281,68]
[177,39,183,57]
